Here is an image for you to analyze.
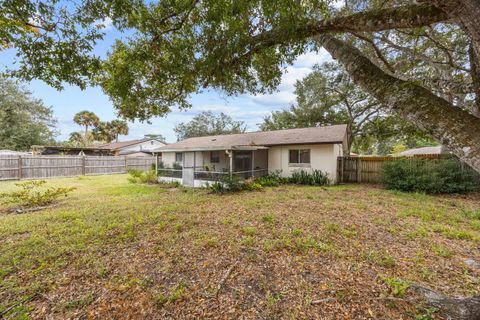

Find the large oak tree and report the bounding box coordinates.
[3,0,480,317]
[3,1,480,175]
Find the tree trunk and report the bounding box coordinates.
[346,123,353,155]
[317,34,480,173]
[469,44,480,118]
[410,284,480,320]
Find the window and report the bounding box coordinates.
[175,152,183,163]
[210,151,220,163]
[289,149,310,164]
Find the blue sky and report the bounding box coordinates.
[1,20,333,143]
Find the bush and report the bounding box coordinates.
[242,181,263,191]
[128,169,158,184]
[0,180,75,208]
[127,168,143,179]
[208,174,255,194]
[290,169,329,186]
[255,170,285,187]
[208,181,226,194]
[380,157,480,194]
[140,169,158,184]
[158,180,181,188]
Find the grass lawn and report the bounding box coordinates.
[0,175,479,319]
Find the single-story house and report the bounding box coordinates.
[398,146,445,156]
[97,139,166,156]
[33,138,166,156]
[153,125,347,187]
[0,150,31,156]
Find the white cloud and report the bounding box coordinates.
[249,91,296,106]
[96,17,114,31]
[190,104,270,117]
[293,49,332,68]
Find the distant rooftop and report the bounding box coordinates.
[96,139,148,150]
[154,125,347,152]
[399,146,443,156]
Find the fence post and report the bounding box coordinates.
[82,156,86,175]
[18,156,22,180]
[124,156,128,173]
[337,157,343,184]
[357,158,362,183]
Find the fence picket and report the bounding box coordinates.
[337,154,479,183]
[0,155,156,181]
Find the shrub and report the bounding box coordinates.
[255,170,285,187]
[208,181,226,194]
[290,169,329,186]
[242,181,263,191]
[127,169,143,179]
[208,174,243,194]
[128,169,158,184]
[140,169,158,184]
[380,157,480,194]
[220,174,243,192]
[0,180,75,208]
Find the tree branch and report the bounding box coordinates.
[421,0,480,56]
[316,34,480,173]
[222,4,448,69]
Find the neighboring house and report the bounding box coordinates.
[398,146,445,156]
[33,138,166,156]
[0,150,31,156]
[153,125,347,187]
[98,139,166,156]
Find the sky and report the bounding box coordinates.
[1,19,333,143]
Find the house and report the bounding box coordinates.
[398,146,445,156]
[33,138,166,156]
[97,139,166,156]
[153,125,347,187]
[0,150,31,156]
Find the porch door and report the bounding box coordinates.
[182,151,195,187]
[233,151,252,172]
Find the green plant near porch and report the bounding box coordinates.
[290,170,329,186]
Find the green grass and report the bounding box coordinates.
[0,175,479,319]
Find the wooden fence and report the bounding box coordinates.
[0,155,156,181]
[336,154,474,183]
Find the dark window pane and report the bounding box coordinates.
[175,152,183,162]
[299,149,310,163]
[289,150,299,163]
[210,151,220,163]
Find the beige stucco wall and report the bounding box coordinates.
[267,144,343,183]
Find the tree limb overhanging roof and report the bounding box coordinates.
[154,125,347,152]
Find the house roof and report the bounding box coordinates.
[154,125,347,152]
[398,146,443,156]
[37,139,165,153]
[97,139,157,150]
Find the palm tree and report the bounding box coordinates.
[92,121,115,143]
[73,111,100,139]
[110,120,129,142]
[68,132,84,147]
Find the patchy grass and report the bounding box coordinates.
[0,175,479,319]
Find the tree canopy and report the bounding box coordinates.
[260,62,435,155]
[174,111,246,140]
[3,1,480,174]
[0,77,57,150]
[70,112,129,145]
